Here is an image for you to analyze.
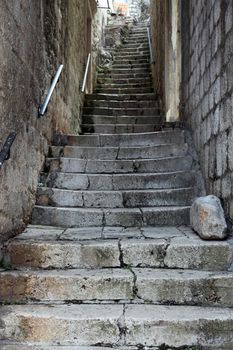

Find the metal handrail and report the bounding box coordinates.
[0,132,16,169]
[38,64,64,117]
[147,27,154,64]
[81,53,91,93]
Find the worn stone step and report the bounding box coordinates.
[36,188,195,208]
[81,124,163,134]
[0,268,134,303]
[1,267,233,306]
[112,63,150,69]
[113,53,150,59]
[85,93,157,101]
[82,108,159,117]
[97,77,152,85]
[47,157,193,175]
[47,171,196,190]
[0,346,124,350]
[84,99,158,109]
[97,82,152,89]
[98,72,152,79]
[109,67,150,74]
[95,87,153,94]
[121,43,149,49]
[31,206,190,227]
[1,304,233,347]
[5,226,233,270]
[51,143,188,160]
[114,50,150,57]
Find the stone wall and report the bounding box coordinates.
[0,0,98,239]
[181,0,233,222]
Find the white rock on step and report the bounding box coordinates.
[190,195,227,240]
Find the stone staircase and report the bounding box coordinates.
[0,24,233,350]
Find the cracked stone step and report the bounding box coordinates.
[48,171,195,190]
[51,143,188,160]
[1,267,233,307]
[82,108,159,117]
[5,226,233,270]
[1,305,233,348]
[81,124,163,134]
[31,206,190,227]
[84,100,158,108]
[36,188,195,208]
[47,157,193,175]
[124,304,233,348]
[0,268,134,303]
[55,130,185,147]
[0,304,123,345]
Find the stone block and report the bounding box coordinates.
[190,195,227,240]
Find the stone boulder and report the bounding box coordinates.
[190,195,227,240]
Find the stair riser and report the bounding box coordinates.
[109,68,150,74]
[96,88,153,94]
[48,157,193,175]
[48,171,196,191]
[113,54,150,60]
[98,72,152,79]
[114,51,150,57]
[112,63,150,69]
[84,100,159,108]
[52,143,188,161]
[97,77,152,84]
[82,113,160,121]
[81,124,163,134]
[54,130,184,147]
[6,238,233,270]
[1,270,233,307]
[1,304,233,347]
[36,188,195,208]
[85,93,157,101]
[97,83,152,89]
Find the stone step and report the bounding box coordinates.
[81,124,163,134]
[31,206,190,227]
[95,87,153,94]
[109,67,150,74]
[53,129,185,147]
[1,304,233,347]
[112,62,150,69]
[47,157,193,175]
[51,143,188,160]
[96,82,152,89]
[120,43,149,48]
[5,226,233,270]
[84,93,157,101]
[98,72,152,79]
[1,267,233,307]
[82,108,159,117]
[113,53,150,60]
[84,99,159,109]
[36,188,195,208]
[47,171,196,190]
[114,50,150,57]
[97,77,152,85]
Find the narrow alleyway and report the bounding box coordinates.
[0,23,233,349]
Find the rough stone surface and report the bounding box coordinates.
[190,195,227,240]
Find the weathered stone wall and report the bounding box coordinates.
[0,0,97,239]
[181,0,233,222]
[150,0,165,99]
